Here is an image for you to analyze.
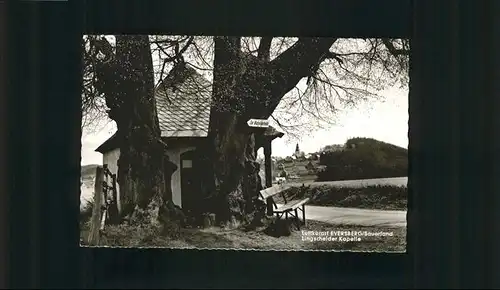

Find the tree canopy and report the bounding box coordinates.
[82,36,409,140]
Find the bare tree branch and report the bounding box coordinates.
[190,39,214,69]
[82,36,409,145]
[381,38,410,56]
[257,37,338,116]
[323,51,344,65]
[257,37,273,61]
[154,36,195,88]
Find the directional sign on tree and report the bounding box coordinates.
[247,118,269,128]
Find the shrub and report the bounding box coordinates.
[282,185,407,210]
[317,137,407,181]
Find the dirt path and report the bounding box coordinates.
[277,204,407,227]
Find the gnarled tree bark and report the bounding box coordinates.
[92,35,179,233]
[208,37,337,228]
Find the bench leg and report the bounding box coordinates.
[294,208,300,230]
[302,204,306,226]
[266,197,274,216]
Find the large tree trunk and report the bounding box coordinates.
[207,37,337,228]
[209,112,265,228]
[207,37,264,228]
[93,35,179,233]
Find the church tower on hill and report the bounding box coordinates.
[293,143,304,159]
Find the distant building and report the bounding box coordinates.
[305,161,315,171]
[308,153,319,161]
[278,169,289,178]
[292,143,305,159]
[305,161,317,174]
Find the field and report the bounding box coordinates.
[274,157,408,187]
[289,176,408,188]
[80,164,99,210]
[279,182,407,211]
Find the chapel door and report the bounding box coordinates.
[180,150,201,214]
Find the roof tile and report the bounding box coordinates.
[155,66,212,137]
[95,63,285,153]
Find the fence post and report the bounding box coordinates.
[107,173,120,224]
[102,164,119,225]
[87,166,104,246]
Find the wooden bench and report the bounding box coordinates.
[258,183,310,230]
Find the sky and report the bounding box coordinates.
[80,85,408,165]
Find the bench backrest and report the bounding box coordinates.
[259,184,288,200]
[259,183,311,203]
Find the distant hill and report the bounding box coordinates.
[81,164,99,179]
[317,137,408,181]
[80,164,98,211]
[320,144,344,152]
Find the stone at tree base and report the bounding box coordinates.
[263,218,294,237]
[208,213,216,227]
[202,213,216,228]
[203,215,210,228]
[223,215,242,230]
[183,212,195,228]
